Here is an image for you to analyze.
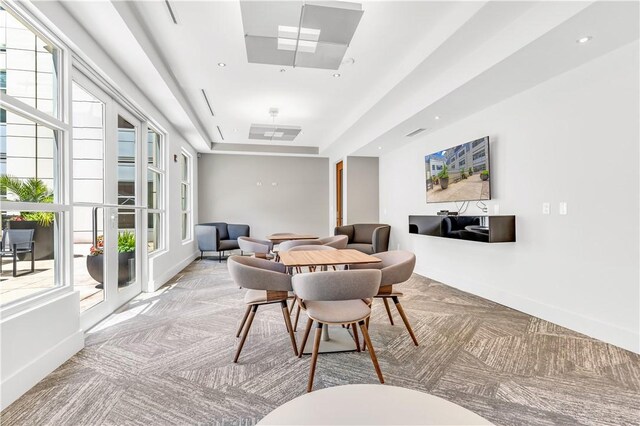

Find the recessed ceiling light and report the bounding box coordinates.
[577,36,592,44]
[233,128,238,132]
[378,146,382,150]
[333,73,341,78]
[217,62,227,67]
[434,116,440,120]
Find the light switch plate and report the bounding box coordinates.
[559,202,568,215]
[542,202,550,215]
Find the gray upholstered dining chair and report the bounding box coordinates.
[285,245,337,330]
[227,256,298,362]
[276,239,322,262]
[350,250,418,346]
[237,236,274,259]
[278,239,322,251]
[293,269,383,392]
[319,235,348,249]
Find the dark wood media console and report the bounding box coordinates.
[408,215,516,243]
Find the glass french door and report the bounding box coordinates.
[71,71,145,330]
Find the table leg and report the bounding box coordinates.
[322,324,330,341]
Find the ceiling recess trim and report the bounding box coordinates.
[212,142,318,155]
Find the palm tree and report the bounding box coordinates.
[0,175,54,225]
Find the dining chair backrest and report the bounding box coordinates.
[278,239,322,251]
[292,270,381,302]
[288,245,336,252]
[319,235,348,249]
[3,229,35,251]
[228,255,291,291]
[237,236,273,254]
[350,250,416,286]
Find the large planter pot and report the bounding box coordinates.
[6,220,54,260]
[440,177,449,190]
[86,251,136,287]
[480,174,489,181]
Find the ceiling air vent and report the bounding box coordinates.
[405,128,426,137]
[164,0,178,24]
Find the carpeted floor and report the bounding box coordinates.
[2,258,639,425]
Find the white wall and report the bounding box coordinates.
[198,154,329,240]
[346,156,380,224]
[379,42,640,353]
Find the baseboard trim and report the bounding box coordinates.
[149,250,200,292]
[1,329,84,410]
[414,267,640,354]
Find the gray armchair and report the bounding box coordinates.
[195,222,250,262]
[334,223,390,254]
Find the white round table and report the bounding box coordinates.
[258,384,494,425]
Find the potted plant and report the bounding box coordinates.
[480,170,489,181]
[438,164,449,190]
[461,169,467,179]
[1,176,55,260]
[86,231,136,287]
[468,167,473,176]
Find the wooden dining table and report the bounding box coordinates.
[278,248,381,269]
[279,248,381,354]
[266,233,318,244]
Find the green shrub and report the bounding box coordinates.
[1,176,55,226]
[437,164,449,179]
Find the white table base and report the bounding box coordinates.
[298,326,357,354]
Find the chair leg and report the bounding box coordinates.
[382,297,394,325]
[359,320,384,384]
[293,303,301,332]
[13,250,17,277]
[290,297,297,313]
[234,304,258,363]
[236,305,252,338]
[307,322,323,392]
[280,301,298,356]
[31,247,35,273]
[200,251,203,260]
[362,317,371,351]
[392,296,418,346]
[299,317,313,358]
[352,322,361,352]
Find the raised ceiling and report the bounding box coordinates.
[41,1,639,157]
[111,0,464,151]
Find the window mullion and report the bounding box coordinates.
[1,95,70,133]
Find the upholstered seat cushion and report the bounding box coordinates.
[219,239,240,250]
[347,243,374,254]
[304,299,371,324]
[244,289,268,304]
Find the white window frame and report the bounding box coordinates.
[0,1,73,315]
[180,149,192,243]
[146,125,166,255]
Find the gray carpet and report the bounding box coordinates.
[2,257,639,425]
